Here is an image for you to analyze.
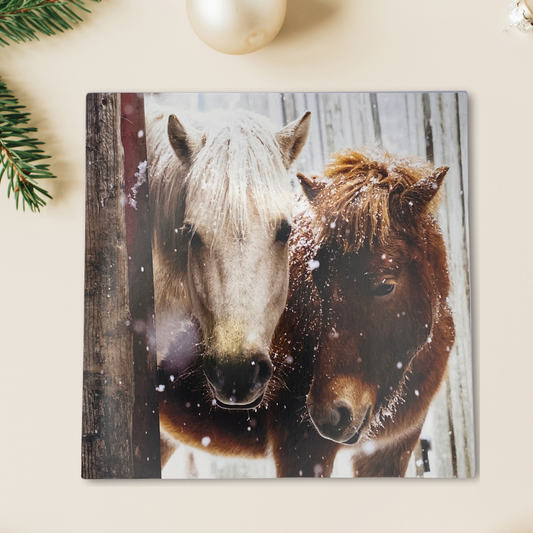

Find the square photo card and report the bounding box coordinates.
[82,92,474,478]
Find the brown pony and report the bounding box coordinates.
[299,148,455,476]
[157,148,455,477]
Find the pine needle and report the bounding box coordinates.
[0,77,54,211]
[0,1,101,46]
[0,1,101,210]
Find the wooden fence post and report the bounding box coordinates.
[83,93,134,478]
[82,93,161,478]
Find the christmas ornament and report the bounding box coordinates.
[505,0,533,31]
[186,0,287,55]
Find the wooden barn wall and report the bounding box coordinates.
[148,92,474,479]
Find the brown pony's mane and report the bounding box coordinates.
[313,148,438,252]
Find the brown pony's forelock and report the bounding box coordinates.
[314,149,435,253]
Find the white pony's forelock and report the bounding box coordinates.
[185,111,293,238]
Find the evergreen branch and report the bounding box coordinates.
[0,0,101,46]
[0,77,54,211]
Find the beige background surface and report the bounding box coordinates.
[0,0,530,531]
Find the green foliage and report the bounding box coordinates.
[0,0,101,210]
[0,0,101,46]
[0,77,54,211]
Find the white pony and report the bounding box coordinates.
[147,105,311,410]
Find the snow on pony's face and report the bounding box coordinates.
[167,110,311,409]
[299,150,450,446]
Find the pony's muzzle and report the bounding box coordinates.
[308,399,371,444]
[203,353,273,409]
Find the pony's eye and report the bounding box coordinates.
[373,282,396,297]
[275,219,292,244]
[190,232,203,247]
[183,223,203,247]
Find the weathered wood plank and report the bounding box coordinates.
[317,92,356,154]
[407,92,473,478]
[430,92,474,478]
[457,95,474,456]
[405,93,427,158]
[376,92,410,154]
[121,93,161,478]
[347,93,378,147]
[83,93,134,479]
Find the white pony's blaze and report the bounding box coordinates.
[148,107,311,409]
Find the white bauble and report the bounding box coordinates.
[186,0,287,55]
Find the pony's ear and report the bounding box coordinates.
[398,166,449,218]
[168,114,197,163]
[297,172,324,203]
[276,111,311,169]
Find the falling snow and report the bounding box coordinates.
[308,259,320,270]
[127,160,148,209]
[362,441,377,455]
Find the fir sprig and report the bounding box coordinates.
[0,77,54,211]
[0,0,101,46]
[0,0,101,210]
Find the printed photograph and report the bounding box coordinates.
[82,92,474,478]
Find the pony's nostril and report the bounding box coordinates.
[336,405,353,431]
[203,354,272,409]
[310,400,372,444]
[255,357,273,386]
[309,401,360,442]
